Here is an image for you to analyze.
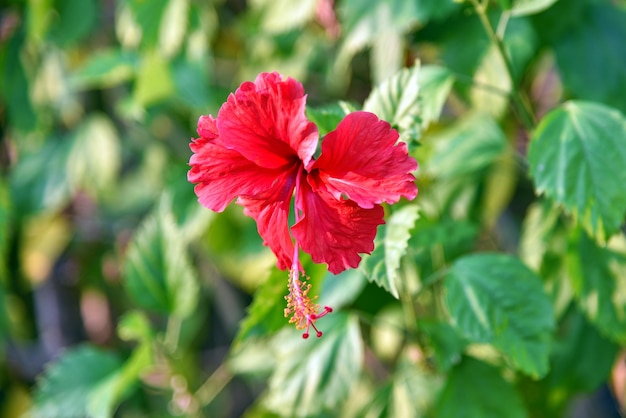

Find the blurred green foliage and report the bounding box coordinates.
[1,0,626,417]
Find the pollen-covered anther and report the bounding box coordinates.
[284,269,332,339]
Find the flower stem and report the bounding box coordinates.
[469,0,536,130]
[194,362,233,407]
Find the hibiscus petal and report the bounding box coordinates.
[217,72,318,169]
[188,115,287,212]
[238,168,298,270]
[309,111,418,208]
[292,180,385,274]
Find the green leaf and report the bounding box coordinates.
[31,345,123,418]
[427,113,507,179]
[510,0,558,16]
[306,102,355,137]
[444,253,555,377]
[436,357,527,418]
[360,204,420,298]
[548,307,619,393]
[123,198,200,318]
[567,228,626,343]
[1,31,37,132]
[418,65,455,129]
[47,0,97,46]
[364,63,421,141]
[361,358,443,418]
[407,218,479,281]
[127,0,170,49]
[235,267,291,344]
[71,49,139,89]
[263,313,362,417]
[10,136,73,215]
[528,101,626,239]
[133,50,175,107]
[552,4,626,113]
[420,321,466,372]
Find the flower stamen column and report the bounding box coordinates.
[284,168,332,338]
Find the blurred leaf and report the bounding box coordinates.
[0,31,37,132]
[319,269,367,311]
[511,0,558,16]
[31,345,123,418]
[10,136,73,214]
[567,228,626,343]
[445,253,555,377]
[254,0,317,33]
[171,57,211,109]
[263,313,362,417]
[361,204,420,299]
[418,65,455,129]
[47,0,97,46]
[117,310,154,344]
[0,179,10,282]
[364,63,421,144]
[71,49,139,89]
[235,267,290,344]
[361,358,442,418]
[436,357,527,418]
[548,307,619,392]
[67,114,120,198]
[158,0,189,57]
[123,198,199,318]
[528,101,626,239]
[127,0,169,49]
[552,3,626,113]
[133,50,175,107]
[427,113,507,179]
[420,321,466,372]
[481,147,517,228]
[407,218,479,281]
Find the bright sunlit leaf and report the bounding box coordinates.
[263,313,362,417]
[361,204,419,298]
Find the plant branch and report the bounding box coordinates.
[469,0,536,130]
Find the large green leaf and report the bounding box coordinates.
[444,253,555,377]
[360,205,419,298]
[436,357,527,418]
[528,101,626,239]
[123,198,199,318]
[567,228,626,343]
[31,345,123,418]
[552,4,626,113]
[263,313,362,417]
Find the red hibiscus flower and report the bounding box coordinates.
[188,72,417,338]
